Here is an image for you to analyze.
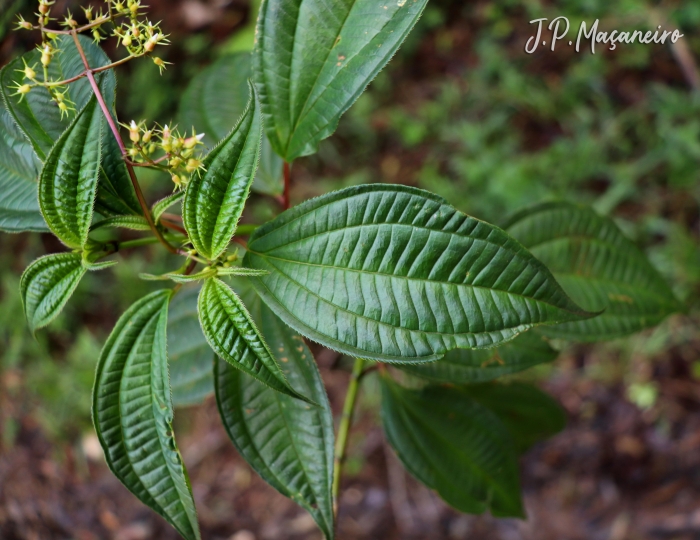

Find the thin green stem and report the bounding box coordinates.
[332,357,366,519]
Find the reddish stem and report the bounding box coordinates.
[69,31,178,254]
[282,162,292,210]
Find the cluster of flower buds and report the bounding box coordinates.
[112,18,170,71]
[122,122,207,190]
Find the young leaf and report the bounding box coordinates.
[91,215,151,232]
[462,383,567,453]
[183,82,262,260]
[39,95,102,248]
[20,252,86,333]
[381,378,524,517]
[0,35,116,160]
[506,202,683,341]
[244,184,593,363]
[0,103,46,232]
[198,277,308,400]
[253,0,429,161]
[215,287,334,539]
[153,191,185,223]
[400,331,558,384]
[179,52,282,195]
[169,286,214,407]
[93,290,201,540]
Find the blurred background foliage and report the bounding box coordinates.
[0,0,699,537]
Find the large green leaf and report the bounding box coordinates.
[253,0,429,161]
[244,184,592,363]
[506,202,683,341]
[462,383,567,453]
[197,278,307,400]
[39,95,102,248]
[400,331,558,384]
[0,103,46,232]
[168,286,214,407]
[93,290,201,540]
[179,53,282,196]
[20,252,86,333]
[183,82,262,261]
[381,378,524,517]
[215,287,334,539]
[0,35,116,160]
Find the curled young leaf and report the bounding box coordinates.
[381,378,524,518]
[93,290,201,540]
[39,95,102,249]
[216,286,334,539]
[183,81,262,261]
[244,184,593,363]
[506,201,683,341]
[20,252,86,334]
[198,278,309,401]
[400,331,558,384]
[153,190,185,223]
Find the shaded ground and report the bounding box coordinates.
[2,330,700,540]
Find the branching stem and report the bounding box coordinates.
[332,357,366,519]
[69,30,178,255]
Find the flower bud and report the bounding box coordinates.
[171,174,182,187]
[184,133,205,149]
[122,33,132,47]
[23,65,36,80]
[128,147,139,158]
[142,130,152,143]
[19,20,33,30]
[186,159,201,173]
[38,3,51,15]
[168,156,182,168]
[128,120,140,143]
[17,84,31,95]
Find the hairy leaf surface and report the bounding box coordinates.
[400,331,558,384]
[198,278,305,400]
[244,185,592,363]
[39,95,102,248]
[168,286,214,407]
[179,53,282,195]
[93,290,200,540]
[215,286,334,539]
[20,252,86,333]
[254,0,429,161]
[463,383,567,453]
[506,202,682,341]
[381,378,523,517]
[183,82,262,260]
[0,35,115,160]
[0,103,46,232]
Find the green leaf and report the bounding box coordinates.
[198,278,308,400]
[400,331,558,384]
[244,184,593,363]
[39,95,102,248]
[91,215,151,232]
[20,252,86,333]
[506,201,683,341]
[215,287,334,539]
[153,191,184,223]
[95,128,143,217]
[0,35,116,160]
[253,0,429,161]
[381,378,524,517]
[462,382,567,454]
[179,52,282,196]
[0,102,46,232]
[93,290,201,540]
[183,82,262,261]
[168,286,214,407]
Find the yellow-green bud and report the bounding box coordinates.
[24,65,36,80]
[169,156,182,168]
[128,147,139,158]
[58,102,68,112]
[186,159,201,173]
[19,21,33,30]
[38,3,51,15]
[17,84,31,95]
[128,120,140,143]
[184,133,205,149]
[142,130,152,143]
[122,33,132,47]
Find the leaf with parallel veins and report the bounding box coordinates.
[244,184,594,363]
[93,290,201,540]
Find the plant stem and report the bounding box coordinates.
[332,357,366,518]
[282,161,291,210]
[69,30,179,255]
